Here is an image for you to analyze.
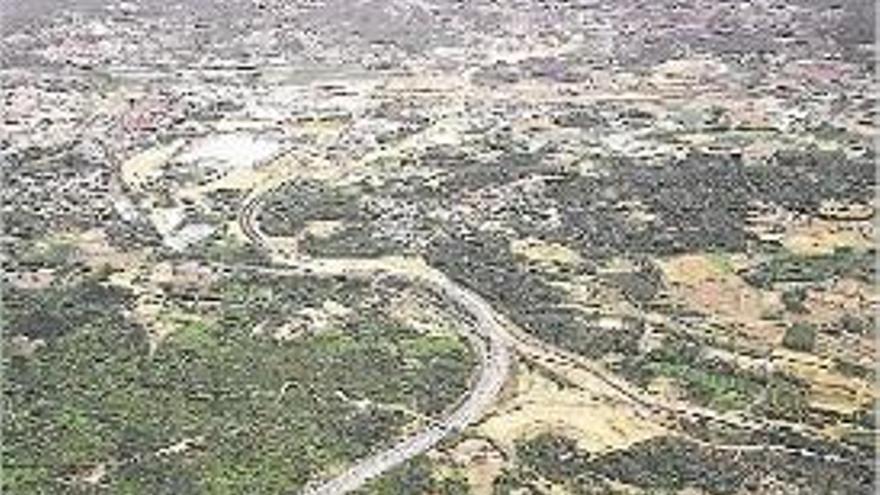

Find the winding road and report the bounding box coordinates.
[239,189,513,495]
[236,179,872,495]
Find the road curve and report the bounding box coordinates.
[237,184,872,494]
[238,190,512,495]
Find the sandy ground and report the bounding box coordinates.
[303,220,344,238]
[770,348,876,417]
[803,277,874,327]
[479,364,666,455]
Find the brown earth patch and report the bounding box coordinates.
[782,218,872,256]
[478,365,666,455]
[659,253,783,343]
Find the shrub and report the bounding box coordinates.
[838,314,870,335]
[780,287,808,313]
[782,323,817,352]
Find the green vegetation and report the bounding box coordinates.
[491,469,537,495]
[707,252,735,274]
[621,337,758,411]
[756,373,812,423]
[3,272,474,494]
[498,431,874,495]
[515,433,591,484]
[608,259,665,306]
[780,287,809,313]
[260,180,362,237]
[743,247,874,288]
[196,231,269,265]
[836,314,871,336]
[14,238,79,269]
[501,432,752,494]
[359,456,470,495]
[648,361,761,412]
[781,322,817,353]
[5,275,133,340]
[428,232,644,360]
[620,336,810,417]
[301,223,403,258]
[832,358,874,380]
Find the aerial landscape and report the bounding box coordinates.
[0,0,876,493]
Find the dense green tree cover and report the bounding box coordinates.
[301,223,404,258]
[358,456,470,495]
[3,274,474,494]
[260,180,363,237]
[742,247,874,288]
[262,150,875,264]
[5,275,134,340]
[516,433,588,481]
[551,151,875,256]
[503,432,874,495]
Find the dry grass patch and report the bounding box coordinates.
[782,218,873,256]
[62,229,145,272]
[802,278,874,325]
[771,349,876,417]
[303,219,344,238]
[479,365,666,455]
[659,253,783,343]
[659,253,746,286]
[511,237,582,268]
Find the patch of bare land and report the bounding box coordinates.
[782,218,873,256]
[480,363,667,455]
[659,253,784,343]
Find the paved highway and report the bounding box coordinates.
[238,191,512,495]
[236,184,872,495]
